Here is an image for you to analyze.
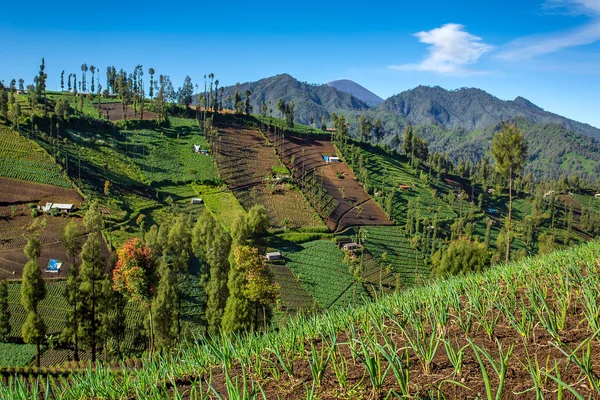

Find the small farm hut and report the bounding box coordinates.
[41,203,74,213]
[265,252,282,261]
[342,242,360,251]
[191,198,204,204]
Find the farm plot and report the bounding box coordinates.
[280,240,362,309]
[0,126,72,188]
[263,128,391,231]
[0,179,86,279]
[124,117,218,184]
[353,143,455,225]
[362,226,431,286]
[191,184,245,231]
[213,124,323,229]
[267,263,315,313]
[0,343,37,367]
[95,102,157,122]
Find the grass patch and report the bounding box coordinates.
[0,343,37,367]
[191,183,246,231]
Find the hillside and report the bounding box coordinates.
[379,85,600,141]
[326,79,384,107]
[219,74,369,125]
[3,241,600,398]
[216,74,600,179]
[411,117,600,179]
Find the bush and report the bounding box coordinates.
[433,237,490,277]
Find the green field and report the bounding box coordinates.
[280,240,368,309]
[0,126,72,188]
[124,117,217,184]
[362,226,430,286]
[0,343,37,368]
[267,263,315,313]
[347,142,455,224]
[191,183,246,231]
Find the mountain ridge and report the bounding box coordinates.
[326,79,384,107]
[379,85,600,141]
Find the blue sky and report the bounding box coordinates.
[2,0,600,128]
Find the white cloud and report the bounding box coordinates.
[544,0,600,15]
[390,24,494,75]
[497,0,600,60]
[497,22,600,59]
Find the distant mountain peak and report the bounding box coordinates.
[326,79,383,107]
[380,86,600,141]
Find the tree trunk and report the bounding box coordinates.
[263,306,267,333]
[148,307,154,356]
[506,169,512,264]
[36,342,40,368]
[91,270,96,363]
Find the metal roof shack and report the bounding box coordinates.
[41,203,74,213]
[265,252,282,261]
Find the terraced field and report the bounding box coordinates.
[279,240,368,309]
[0,178,86,279]
[350,142,455,225]
[264,127,391,231]
[212,123,324,229]
[362,226,431,286]
[267,263,315,313]
[0,126,72,188]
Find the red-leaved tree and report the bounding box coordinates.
[112,238,156,353]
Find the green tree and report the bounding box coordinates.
[244,249,279,331]
[78,233,107,362]
[21,238,46,367]
[359,115,372,142]
[0,280,10,341]
[221,246,255,333]
[244,90,253,115]
[402,125,413,158]
[83,202,104,233]
[433,238,490,277]
[231,204,269,248]
[0,83,8,120]
[204,222,232,335]
[151,255,179,350]
[60,220,83,360]
[234,91,243,114]
[178,75,194,108]
[490,123,527,263]
[373,118,384,144]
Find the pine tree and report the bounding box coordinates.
[152,256,179,350]
[78,234,107,362]
[0,280,10,341]
[21,238,46,367]
[221,246,254,333]
[204,223,232,335]
[490,123,527,263]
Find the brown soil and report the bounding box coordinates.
[264,127,391,231]
[0,178,111,279]
[169,261,600,399]
[95,102,157,122]
[212,123,323,229]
